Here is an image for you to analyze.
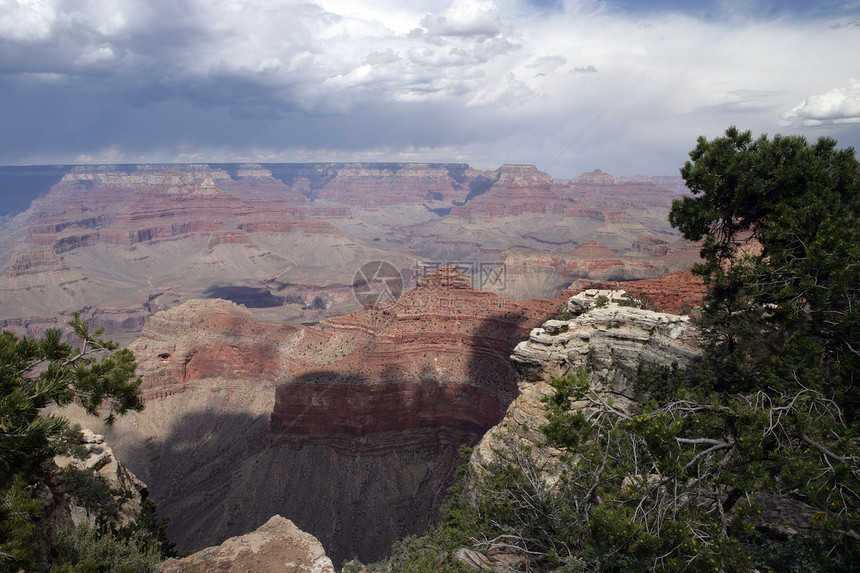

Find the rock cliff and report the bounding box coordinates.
[470,288,702,480]
[29,428,150,557]
[52,428,149,530]
[269,266,569,451]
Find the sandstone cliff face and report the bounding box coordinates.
[470,289,702,479]
[128,299,306,397]
[269,267,568,448]
[159,515,334,573]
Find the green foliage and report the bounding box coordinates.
[128,500,178,560]
[633,361,688,405]
[541,370,592,450]
[0,317,146,571]
[669,126,860,406]
[555,304,576,320]
[555,309,575,321]
[542,369,858,571]
[0,476,46,571]
[61,467,118,519]
[594,294,610,308]
[742,531,853,573]
[50,523,163,573]
[1,316,143,481]
[617,294,639,308]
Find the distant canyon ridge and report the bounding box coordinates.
[0,162,698,340]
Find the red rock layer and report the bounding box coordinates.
[129,300,307,399]
[269,267,569,445]
[582,270,706,313]
[17,168,351,258]
[6,249,69,276]
[128,270,569,447]
[2,162,694,342]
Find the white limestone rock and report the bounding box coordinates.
[469,290,702,485]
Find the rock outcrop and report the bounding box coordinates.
[470,289,702,478]
[29,428,149,554]
[53,428,149,530]
[158,515,334,573]
[582,269,706,314]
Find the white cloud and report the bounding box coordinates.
[781,79,860,126]
[0,0,57,41]
[74,145,127,164]
[76,44,115,65]
[420,0,502,37]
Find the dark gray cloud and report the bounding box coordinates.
[1,0,859,177]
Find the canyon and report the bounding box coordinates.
[59,267,569,565]
[54,268,703,566]
[0,163,698,343]
[0,162,705,566]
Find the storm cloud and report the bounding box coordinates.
[1,0,858,177]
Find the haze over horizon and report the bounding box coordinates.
[2,0,859,178]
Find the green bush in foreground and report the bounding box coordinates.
[0,316,165,572]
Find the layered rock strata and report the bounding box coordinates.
[582,269,706,314]
[269,267,569,449]
[76,267,570,566]
[470,289,702,478]
[1,163,692,339]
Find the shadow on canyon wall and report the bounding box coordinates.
[110,310,541,567]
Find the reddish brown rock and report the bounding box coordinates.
[582,270,706,314]
[500,238,700,300]
[1,163,693,340]
[5,249,69,276]
[269,267,569,447]
[110,268,570,566]
[129,299,307,397]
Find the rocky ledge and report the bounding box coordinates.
[470,288,702,478]
[159,515,334,573]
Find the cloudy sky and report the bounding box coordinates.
[2,0,859,178]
